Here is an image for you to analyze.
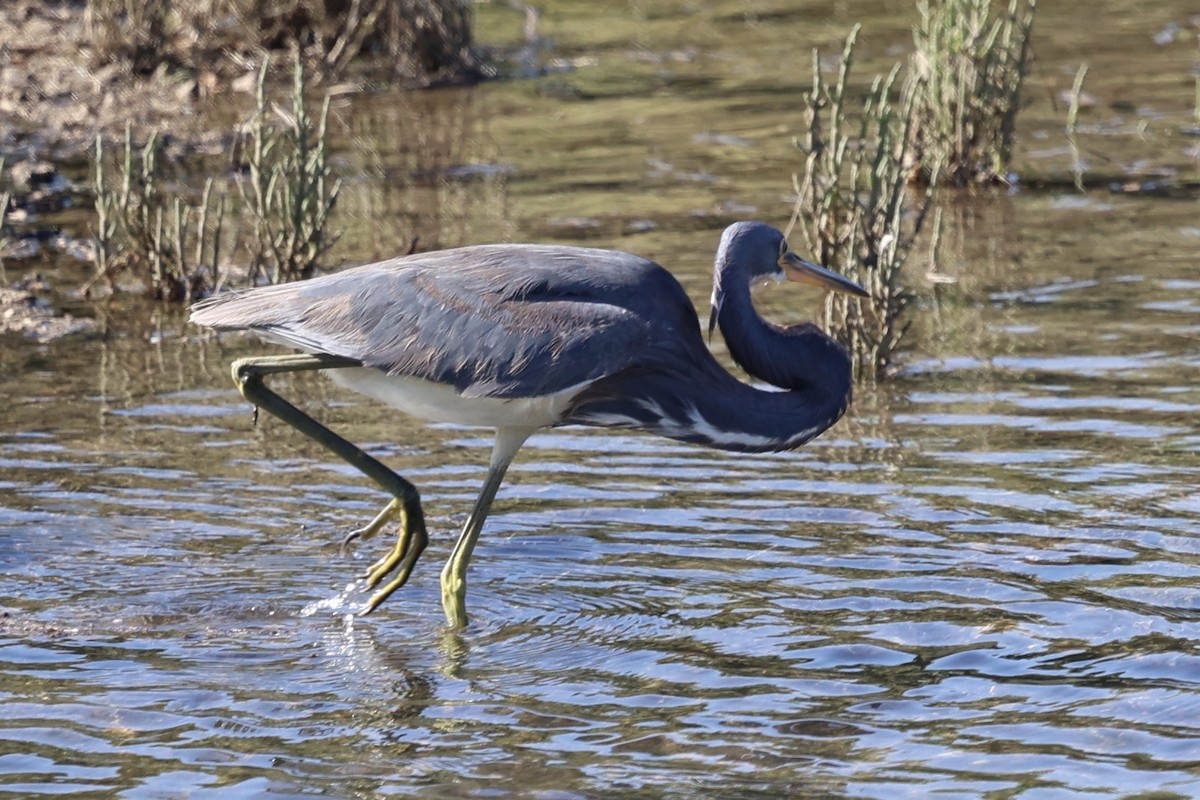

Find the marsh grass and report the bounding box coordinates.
[907,0,1036,185]
[239,55,341,285]
[792,1,1035,379]
[1194,44,1200,128]
[88,55,339,301]
[1065,63,1089,191]
[90,130,227,301]
[791,26,937,381]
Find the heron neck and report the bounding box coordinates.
[568,313,851,454]
[568,258,853,453]
[710,268,853,442]
[716,286,850,397]
[569,361,849,454]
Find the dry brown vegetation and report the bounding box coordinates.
[0,0,479,157]
[84,0,479,85]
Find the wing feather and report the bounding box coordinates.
[190,244,698,399]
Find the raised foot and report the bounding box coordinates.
[340,498,403,556]
[356,498,428,615]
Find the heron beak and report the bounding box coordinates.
[707,305,719,342]
[781,251,869,297]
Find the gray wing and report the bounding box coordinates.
[190,244,699,399]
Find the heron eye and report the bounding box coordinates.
[778,239,789,258]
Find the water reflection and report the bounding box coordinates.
[5,236,1200,794]
[5,0,1200,796]
[335,87,516,257]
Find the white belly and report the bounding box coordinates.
[327,367,585,429]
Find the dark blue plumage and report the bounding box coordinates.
[190,222,859,452]
[189,222,866,621]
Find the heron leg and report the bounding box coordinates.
[440,427,533,627]
[231,354,427,613]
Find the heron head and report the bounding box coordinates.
[708,222,867,339]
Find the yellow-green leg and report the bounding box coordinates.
[439,427,532,627]
[232,353,427,614]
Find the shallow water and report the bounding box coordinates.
[4,1,1200,797]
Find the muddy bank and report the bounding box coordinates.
[0,284,97,341]
[0,1,231,159]
[1,1,485,161]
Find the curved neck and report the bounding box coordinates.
[715,272,851,401]
[570,288,851,454]
[571,356,849,453]
[707,256,853,447]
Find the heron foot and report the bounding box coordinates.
[354,500,428,614]
[341,498,402,556]
[362,502,412,585]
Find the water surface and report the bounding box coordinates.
[3,1,1200,797]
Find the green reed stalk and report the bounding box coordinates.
[793,26,936,381]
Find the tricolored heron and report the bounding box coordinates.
[189,221,867,626]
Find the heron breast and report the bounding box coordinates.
[327,367,586,428]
